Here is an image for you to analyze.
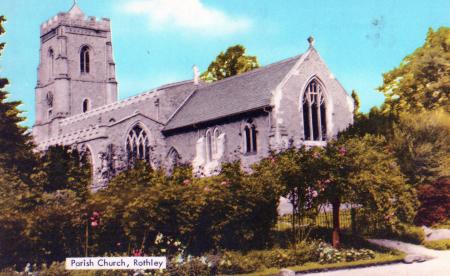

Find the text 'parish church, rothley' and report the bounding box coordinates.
[32,3,354,189]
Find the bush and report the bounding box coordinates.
[316,242,375,264]
[380,224,425,244]
[166,257,212,276]
[90,162,281,256]
[216,241,376,274]
[415,178,450,226]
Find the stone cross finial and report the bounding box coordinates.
[193,65,200,85]
[308,36,315,48]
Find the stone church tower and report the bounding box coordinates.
[33,3,118,144]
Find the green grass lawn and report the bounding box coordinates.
[228,252,405,276]
[423,239,450,250]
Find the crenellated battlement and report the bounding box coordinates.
[40,12,110,37]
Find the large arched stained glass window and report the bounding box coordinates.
[303,79,327,141]
[126,124,150,164]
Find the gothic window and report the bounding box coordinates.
[167,147,180,173]
[244,121,257,153]
[46,91,53,107]
[303,79,327,141]
[82,99,90,113]
[80,45,90,74]
[205,129,213,162]
[213,128,221,156]
[48,48,54,79]
[126,124,150,164]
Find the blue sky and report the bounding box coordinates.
[0,0,449,127]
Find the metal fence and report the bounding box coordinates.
[277,209,355,232]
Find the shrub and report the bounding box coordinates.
[217,251,263,274]
[316,242,375,264]
[166,257,212,276]
[415,178,450,226]
[382,224,425,244]
[216,241,374,274]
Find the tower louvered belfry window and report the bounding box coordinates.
[303,79,327,141]
[126,125,150,164]
[80,45,90,73]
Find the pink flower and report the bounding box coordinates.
[221,181,229,186]
[203,186,210,192]
[339,147,347,156]
[183,179,191,185]
[133,249,143,256]
[116,242,121,246]
[311,190,318,198]
[312,152,321,159]
[91,221,98,227]
[324,179,331,184]
[93,211,100,217]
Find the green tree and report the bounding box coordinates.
[201,44,259,82]
[33,145,91,198]
[390,110,450,186]
[379,27,450,113]
[268,147,323,244]
[320,135,417,247]
[0,16,36,178]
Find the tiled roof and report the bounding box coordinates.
[163,54,302,131]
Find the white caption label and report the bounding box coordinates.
[65,257,167,270]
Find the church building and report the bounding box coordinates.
[32,3,354,189]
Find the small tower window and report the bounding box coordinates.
[82,99,90,113]
[48,48,54,79]
[244,121,257,153]
[46,91,53,108]
[80,46,90,73]
[303,79,327,141]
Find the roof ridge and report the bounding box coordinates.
[199,53,303,90]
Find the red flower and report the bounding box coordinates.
[133,249,143,256]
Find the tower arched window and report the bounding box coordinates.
[48,48,54,79]
[80,46,90,74]
[303,79,327,141]
[244,122,257,153]
[126,124,150,164]
[82,99,90,113]
[205,129,213,162]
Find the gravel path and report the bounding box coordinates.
[299,239,450,276]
